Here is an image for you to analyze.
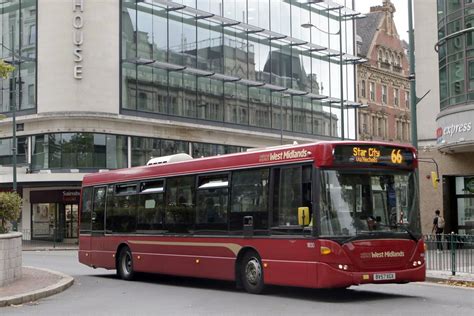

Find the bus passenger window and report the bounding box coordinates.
[230,168,269,233]
[195,174,229,233]
[137,180,165,233]
[165,176,195,233]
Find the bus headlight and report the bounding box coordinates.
[338,264,348,270]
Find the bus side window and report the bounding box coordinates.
[137,180,165,233]
[230,168,269,233]
[80,187,93,233]
[165,176,195,234]
[195,174,229,233]
[92,187,107,232]
[106,183,138,233]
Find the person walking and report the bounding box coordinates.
[432,209,445,252]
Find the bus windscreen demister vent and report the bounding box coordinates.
[146,153,193,166]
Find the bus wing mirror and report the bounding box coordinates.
[298,207,310,226]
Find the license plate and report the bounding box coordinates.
[373,273,396,281]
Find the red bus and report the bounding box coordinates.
[78,141,425,293]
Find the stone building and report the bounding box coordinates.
[415,0,474,235]
[356,0,411,143]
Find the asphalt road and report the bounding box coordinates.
[4,251,473,316]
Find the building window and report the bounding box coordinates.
[31,133,128,171]
[370,82,375,101]
[28,84,35,105]
[0,1,37,112]
[28,24,36,45]
[469,60,474,90]
[360,80,366,98]
[394,88,399,106]
[405,91,410,108]
[372,116,377,135]
[0,137,27,165]
[382,85,387,104]
[396,121,402,140]
[378,117,383,137]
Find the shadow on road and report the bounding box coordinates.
[91,272,421,303]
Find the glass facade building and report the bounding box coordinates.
[0,0,36,114]
[121,0,357,139]
[0,0,358,241]
[437,0,474,108]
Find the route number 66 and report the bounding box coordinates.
[391,149,403,164]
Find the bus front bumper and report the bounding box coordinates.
[316,262,426,288]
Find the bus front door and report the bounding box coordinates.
[91,186,107,265]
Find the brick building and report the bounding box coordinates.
[356,0,411,143]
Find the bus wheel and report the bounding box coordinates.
[117,247,135,281]
[241,251,265,294]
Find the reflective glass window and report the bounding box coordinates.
[0,136,27,165]
[120,1,356,139]
[249,87,271,128]
[162,139,189,156]
[132,137,161,167]
[197,77,224,121]
[293,96,312,134]
[0,0,37,113]
[224,82,248,125]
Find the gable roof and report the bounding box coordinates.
[356,11,384,57]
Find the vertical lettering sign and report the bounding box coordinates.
[73,0,84,79]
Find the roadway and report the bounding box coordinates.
[4,251,473,315]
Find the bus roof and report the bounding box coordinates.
[82,141,416,187]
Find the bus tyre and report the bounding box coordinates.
[241,252,265,294]
[117,247,135,281]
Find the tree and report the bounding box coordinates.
[0,59,14,79]
[0,191,22,233]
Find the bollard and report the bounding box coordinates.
[450,232,456,276]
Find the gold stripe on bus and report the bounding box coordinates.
[128,240,242,256]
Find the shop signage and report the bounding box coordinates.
[31,190,81,204]
[437,121,472,144]
[73,0,84,79]
[63,190,81,203]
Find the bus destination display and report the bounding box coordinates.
[333,145,414,168]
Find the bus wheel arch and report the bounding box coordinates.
[116,243,135,281]
[235,247,265,294]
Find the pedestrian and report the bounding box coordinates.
[431,209,445,251]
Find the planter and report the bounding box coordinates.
[0,232,22,287]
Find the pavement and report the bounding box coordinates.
[0,241,473,308]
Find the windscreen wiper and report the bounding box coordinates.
[378,221,419,241]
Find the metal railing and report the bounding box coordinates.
[424,233,474,275]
